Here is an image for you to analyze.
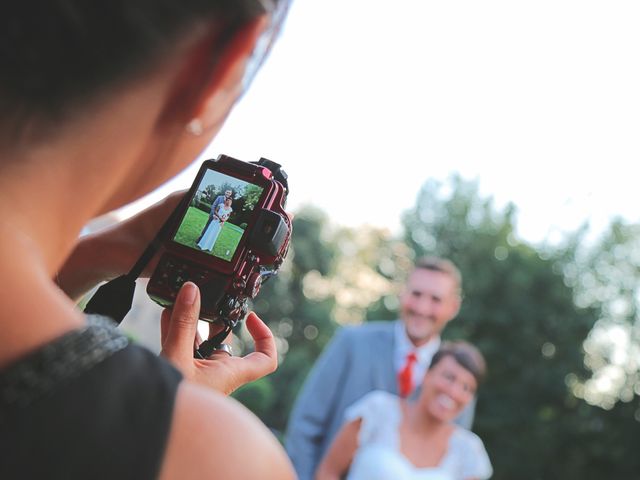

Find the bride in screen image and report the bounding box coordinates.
[197,197,233,252]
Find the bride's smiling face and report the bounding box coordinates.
[420,355,477,423]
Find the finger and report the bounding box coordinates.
[245,311,276,358]
[160,308,171,348]
[163,282,201,361]
[237,312,278,381]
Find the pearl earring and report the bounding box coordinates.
[186,118,204,136]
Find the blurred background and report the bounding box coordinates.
[92,1,640,478]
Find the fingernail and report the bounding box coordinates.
[180,282,197,305]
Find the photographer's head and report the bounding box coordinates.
[0,0,290,212]
[399,257,462,347]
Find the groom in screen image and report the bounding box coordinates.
[196,189,233,244]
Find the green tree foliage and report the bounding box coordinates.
[557,219,640,408]
[243,184,264,212]
[233,206,338,437]
[551,219,640,477]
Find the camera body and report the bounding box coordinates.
[147,155,290,325]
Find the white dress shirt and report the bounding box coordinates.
[393,320,441,390]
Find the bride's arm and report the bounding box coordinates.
[315,418,361,480]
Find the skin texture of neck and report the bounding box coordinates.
[408,332,435,348]
[404,399,450,434]
[397,399,454,470]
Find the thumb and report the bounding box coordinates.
[162,282,201,362]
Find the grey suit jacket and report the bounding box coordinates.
[285,321,475,480]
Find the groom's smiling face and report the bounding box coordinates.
[224,190,232,198]
[399,268,460,346]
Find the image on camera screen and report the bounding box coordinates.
[173,169,264,262]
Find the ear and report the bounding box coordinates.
[161,15,270,133]
[447,294,461,321]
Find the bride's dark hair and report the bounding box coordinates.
[429,341,487,384]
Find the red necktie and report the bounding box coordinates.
[398,351,418,398]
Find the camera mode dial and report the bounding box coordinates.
[219,294,249,323]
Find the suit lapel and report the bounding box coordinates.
[369,322,398,395]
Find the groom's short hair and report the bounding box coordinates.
[414,256,462,296]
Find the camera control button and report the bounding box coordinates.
[219,295,246,322]
[245,272,262,298]
[169,271,188,290]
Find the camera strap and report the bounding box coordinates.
[193,327,233,359]
[83,192,191,324]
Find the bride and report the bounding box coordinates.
[315,341,492,480]
[197,196,232,252]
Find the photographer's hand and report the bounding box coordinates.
[56,191,185,300]
[160,282,278,395]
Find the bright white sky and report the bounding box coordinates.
[119,0,640,245]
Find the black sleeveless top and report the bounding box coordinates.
[0,316,182,480]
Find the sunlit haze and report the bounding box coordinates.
[117,0,640,244]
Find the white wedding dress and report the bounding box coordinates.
[344,391,493,480]
[197,205,231,252]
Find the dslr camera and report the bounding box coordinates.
[146,155,291,327]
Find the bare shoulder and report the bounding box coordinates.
[159,381,295,480]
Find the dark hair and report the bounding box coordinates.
[429,341,487,385]
[414,256,462,296]
[0,0,271,145]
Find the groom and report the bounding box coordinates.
[196,189,233,244]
